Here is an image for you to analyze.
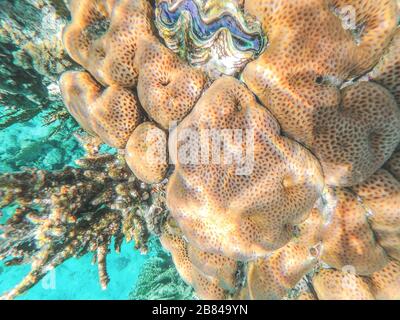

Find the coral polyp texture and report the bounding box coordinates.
[125,122,169,184]
[63,0,155,87]
[242,0,400,186]
[60,71,143,149]
[136,39,206,129]
[167,76,324,260]
[1,0,400,300]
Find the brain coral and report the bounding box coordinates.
[242,0,400,186]
[167,76,324,260]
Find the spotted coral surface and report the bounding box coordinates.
[60,71,143,149]
[63,0,155,87]
[167,76,324,260]
[242,0,400,187]
[125,122,169,184]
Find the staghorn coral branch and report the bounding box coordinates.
[0,134,168,299]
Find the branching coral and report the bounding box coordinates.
[0,134,168,299]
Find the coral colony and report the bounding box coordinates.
[1,0,400,300]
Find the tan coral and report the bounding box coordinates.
[295,290,317,300]
[313,260,400,300]
[190,271,228,300]
[329,0,399,74]
[244,211,322,300]
[63,0,155,87]
[246,242,320,300]
[159,218,194,285]
[242,0,400,186]
[125,122,168,184]
[243,0,398,106]
[59,71,143,149]
[50,0,400,301]
[159,218,228,300]
[352,169,400,261]
[369,28,400,105]
[167,76,324,260]
[136,39,206,129]
[385,150,400,181]
[187,244,238,292]
[310,82,400,186]
[320,188,389,275]
[369,259,400,300]
[372,229,400,262]
[63,0,206,132]
[297,208,324,247]
[313,269,375,300]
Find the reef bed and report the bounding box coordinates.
[1,0,400,300]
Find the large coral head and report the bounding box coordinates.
[167,76,324,260]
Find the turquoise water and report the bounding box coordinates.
[0,240,148,300]
[0,113,83,172]
[0,113,149,299]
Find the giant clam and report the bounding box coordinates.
[155,0,266,78]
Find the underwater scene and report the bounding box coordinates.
[0,0,400,301]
